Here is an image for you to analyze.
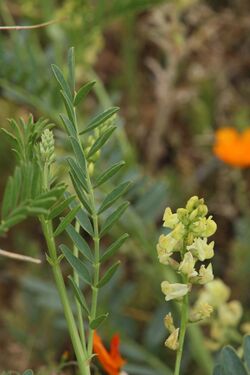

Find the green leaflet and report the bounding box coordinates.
[74,81,96,107]
[66,223,93,262]
[214,346,248,375]
[87,126,116,159]
[90,313,108,329]
[60,114,77,138]
[70,173,92,215]
[94,161,125,188]
[60,90,75,126]
[98,181,131,214]
[48,195,75,220]
[54,205,81,237]
[97,261,121,288]
[68,275,89,314]
[100,202,129,236]
[60,244,92,285]
[51,64,73,102]
[70,136,87,175]
[76,208,94,236]
[80,107,119,135]
[67,157,89,193]
[100,233,129,263]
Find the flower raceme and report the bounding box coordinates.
[93,331,126,375]
[157,196,216,351]
[213,127,250,167]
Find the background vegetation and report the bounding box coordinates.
[0,0,250,374]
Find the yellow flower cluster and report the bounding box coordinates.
[157,196,217,350]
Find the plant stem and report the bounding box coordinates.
[41,219,90,375]
[174,292,189,375]
[73,220,87,353]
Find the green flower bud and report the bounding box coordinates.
[40,129,55,165]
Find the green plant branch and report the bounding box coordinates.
[41,218,90,375]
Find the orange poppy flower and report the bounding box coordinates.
[213,127,250,167]
[93,331,126,375]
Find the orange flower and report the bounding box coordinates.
[213,127,250,167]
[93,331,126,375]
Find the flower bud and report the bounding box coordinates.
[165,328,179,350]
[161,281,189,301]
[164,313,175,333]
[191,216,217,237]
[40,129,55,165]
[186,196,200,212]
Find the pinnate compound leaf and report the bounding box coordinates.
[244,335,250,371]
[90,313,108,329]
[98,182,131,214]
[80,107,119,135]
[66,223,93,262]
[74,81,96,106]
[60,244,91,285]
[54,205,80,237]
[97,261,121,288]
[94,161,125,188]
[100,202,129,236]
[68,275,89,314]
[52,64,72,101]
[100,233,129,263]
[87,127,116,159]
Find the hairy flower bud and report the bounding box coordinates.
[40,129,55,165]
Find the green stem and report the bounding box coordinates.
[41,219,90,375]
[73,220,87,353]
[75,119,100,358]
[174,293,189,375]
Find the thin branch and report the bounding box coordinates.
[0,248,41,264]
[0,18,64,31]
